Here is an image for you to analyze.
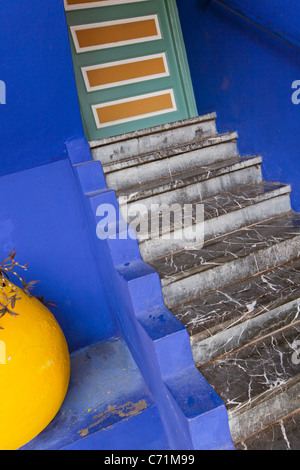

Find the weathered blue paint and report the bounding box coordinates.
[22,338,170,450]
[63,407,169,451]
[177,0,300,210]
[0,0,85,177]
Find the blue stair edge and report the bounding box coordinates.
[53,137,235,450]
[21,338,169,450]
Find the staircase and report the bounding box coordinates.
[91,113,300,449]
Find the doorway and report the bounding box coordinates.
[64,0,197,141]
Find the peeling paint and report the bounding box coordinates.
[78,400,148,437]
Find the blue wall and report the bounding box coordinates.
[0,1,117,352]
[177,0,300,210]
[0,0,84,176]
[0,159,117,353]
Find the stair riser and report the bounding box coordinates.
[191,298,300,367]
[106,141,238,191]
[139,194,291,261]
[117,157,262,206]
[91,118,217,166]
[162,234,300,308]
[121,164,263,222]
[102,134,238,174]
[229,377,300,443]
[117,157,262,205]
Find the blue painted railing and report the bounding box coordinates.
[212,0,300,52]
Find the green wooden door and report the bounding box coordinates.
[64,0,197,141]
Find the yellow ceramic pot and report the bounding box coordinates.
[0,283,70,450]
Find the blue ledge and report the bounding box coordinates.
[22,338,169,450]
[53,137,236,450]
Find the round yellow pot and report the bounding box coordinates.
[0,284,70,450]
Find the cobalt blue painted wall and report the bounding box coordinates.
[225,0,300,43]
[0,159,117,353]
[0,1,117,352]
[0,0,84,176]
[177,0,300,210]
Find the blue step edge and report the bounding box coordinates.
[21,338,170,450]
[59,137,236,450]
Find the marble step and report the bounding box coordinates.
[235,410,300,450]
[137,182,291,261]
[198,322,300,443]
[148,212,300,308]
[171,257,300,366]
[103,133,239,191]
[118,155,263,214]
[90,113,218,166]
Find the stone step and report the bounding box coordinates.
[103,133,239,191]
[235,410,300,450]
[137,182,291,261]
[90,112,300,449]
[148,212,300,308]
[198,322,300,443]
[90,113,218,166]
[171,257,300,366]
[118,155,263,214]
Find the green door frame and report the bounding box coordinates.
[165,0,198,118]
[65,0,198,141]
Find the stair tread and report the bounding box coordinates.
[200,181,290,222]
[149,212,300,287]
[89,113,217,148]
[116,155,262,202]
[198,322,300,415]
[21,338,159,450]
[87,112,299,447]
[136,181,291,242]
[171,257,300,343]
[235,410,300,450]
[103,132,238,174]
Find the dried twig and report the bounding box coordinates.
[0,249,56,328]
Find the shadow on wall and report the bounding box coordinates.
[177,0,300,210]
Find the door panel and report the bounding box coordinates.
[64,0,151,11]
[81,53,169,91]
[65,0,197,141]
